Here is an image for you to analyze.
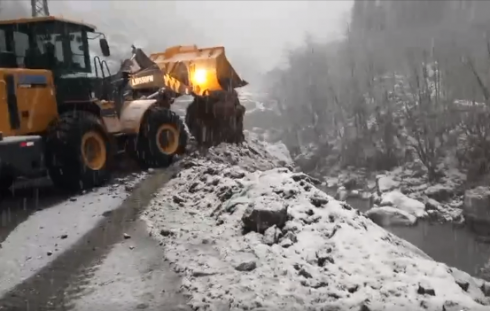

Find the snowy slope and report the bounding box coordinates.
[142,139,490,311]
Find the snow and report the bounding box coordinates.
[366,206,417,227]
[380,191,427,218]
[0,173,146,297]
[142,139,490,311]
[376,175,400,194]
[263,141,293,165]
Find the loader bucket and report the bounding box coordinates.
[149,45,247,97]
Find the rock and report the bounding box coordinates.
[173,195,185,204]
[298,268,313,278]
[279,238,293,248]
[136,303,149,309]
[282,231,297,243]
[47,251,52,256]
[425,185,452,202]
[425,198,442,211]
[242,199,288,233]
[380,191,426,218]
[481,282,490,296]
[365,206,417,227]
[235,261,257,272]
[123,233,131,239]
[60,234,68,239]
[262,225,282,245]
[160,229,175,237]
[456,280,469,292]
[343,177,359,191]
[376,175,399,195]
[463,187,490,230]
[310,195,329,207]
[359,303,371,311]
[417,282,436,296]
[335,186,348,201]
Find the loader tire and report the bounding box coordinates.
[45,111,112,192]
[135,106,187,168]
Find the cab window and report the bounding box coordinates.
[14,30,29,67]
[0,29,7,52]
[70,31,86,70]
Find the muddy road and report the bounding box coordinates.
[0,167,189,311]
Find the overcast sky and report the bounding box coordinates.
[4,0,352,77]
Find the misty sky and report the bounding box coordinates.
[4,0,352,76]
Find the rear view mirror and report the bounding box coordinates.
[99,38,110,57]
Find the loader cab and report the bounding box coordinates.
[0,16,111,102]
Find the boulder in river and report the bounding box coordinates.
[463,187,490,234]
[425,185,452,202]
[365,206,417,227]
[380,190,426,218]
[376,175,400,195]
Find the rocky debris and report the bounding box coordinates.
[142,139,490,310]
[463,187,490,234]
[325,161,467,225]
[123,233,131,239]
[242,200,288,233]
[181,131,291,174]
[365,206,417,227]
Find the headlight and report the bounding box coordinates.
[193,69,207,85]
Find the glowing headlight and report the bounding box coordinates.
[193,69,207,85]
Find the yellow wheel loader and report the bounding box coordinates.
[120,44,248,147]
[0,16,187,192]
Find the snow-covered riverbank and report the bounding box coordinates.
[142,139,490,311]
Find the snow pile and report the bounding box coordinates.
[142,142,490,311]
[380,191,427,218]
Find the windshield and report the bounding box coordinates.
[0,22,91,74]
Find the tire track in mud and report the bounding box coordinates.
[0,166,183,311]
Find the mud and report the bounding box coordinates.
[0,167,189,311]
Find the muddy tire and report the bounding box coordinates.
[135,106,187,168]
[45,111,112,192]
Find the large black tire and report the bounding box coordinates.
[45,111,112,192]
[135,106,188,168]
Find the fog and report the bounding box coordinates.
[2,0,352,82]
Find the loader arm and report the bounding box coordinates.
[121,44,248,147]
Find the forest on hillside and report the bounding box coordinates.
[267,0,490,184]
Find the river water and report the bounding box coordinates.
[326,192,490,278]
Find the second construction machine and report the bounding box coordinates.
[120,45,248,147]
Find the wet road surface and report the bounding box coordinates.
[0,178,71,244]
[0,167,189,311]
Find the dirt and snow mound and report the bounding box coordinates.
[142,140,490,311]
[181,131,293,173]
